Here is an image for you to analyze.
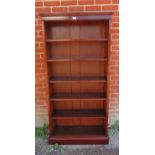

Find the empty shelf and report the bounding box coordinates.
[52,110,106,119]
[49,76,107,83]
[46,39,108,43]
[47,58,108,62]
[49,126,108,144]
[50,93,106,101]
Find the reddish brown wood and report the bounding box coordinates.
[105,19,112,136]
[41,12,113,21]
[49,76,107,83]
[49,126,108,144]
[50,93,106,101]
[43,12,112,144]
[47,58,108,62]
[46,39,108,42]
[52,109,106,119]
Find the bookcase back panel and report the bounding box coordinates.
[45,22,70,40]
[79,22,108,39]
[53,101,106,110]
[47,43,70,59]
[80,43,108,59]
[80,62,107,77]
[45,21,108,40]
[51,83,106,94]
[47,42,108,59]
[50,62,70,77]
[48,62,107,79]
[70,62,81,77]
[55,119,105,126]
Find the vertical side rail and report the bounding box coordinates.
[42,21,53,141]
[105,18,112,137]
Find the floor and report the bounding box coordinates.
[35,131,119,155]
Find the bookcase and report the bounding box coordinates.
[42,13,112,144]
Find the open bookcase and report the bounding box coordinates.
[42,13,112,144]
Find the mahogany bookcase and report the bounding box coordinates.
[41,13,112,144]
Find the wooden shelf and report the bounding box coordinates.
[49,76,107,83]
[52,110,106,119]
[47,58,108,62]
[49,126,108,144]
[46,38,108,43]
[50,93,106,101]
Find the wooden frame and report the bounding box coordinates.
[41,12,113,144]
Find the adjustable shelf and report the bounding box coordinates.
[52,110,106,119]
[43,13,111,144]
[46,38,108,43]
[47,58,108,62]
[49,76,107,83]
[49,126,108,144]
[50,93,106,101]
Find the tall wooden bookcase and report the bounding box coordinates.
[41,13,112,144]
